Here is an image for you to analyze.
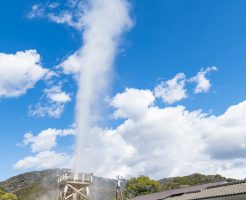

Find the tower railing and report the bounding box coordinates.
[58,170,93,183]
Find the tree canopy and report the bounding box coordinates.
[125,176,161,198]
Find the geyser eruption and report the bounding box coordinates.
[69,0,132,172]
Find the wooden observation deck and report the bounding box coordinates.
[57,170,93,200]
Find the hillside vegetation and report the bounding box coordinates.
[160,173,236,190]
[0,188,18,200]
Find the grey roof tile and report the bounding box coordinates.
[165,181,246,200]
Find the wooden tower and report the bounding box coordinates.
[57,170,93,200]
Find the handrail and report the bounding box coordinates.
[58,171,93,183]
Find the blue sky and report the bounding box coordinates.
[1,0,246,181]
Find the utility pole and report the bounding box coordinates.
[116,175,125,200]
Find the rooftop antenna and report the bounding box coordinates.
[116,175,126,200]
[57,170,93,200]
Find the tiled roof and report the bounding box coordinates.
[129,182,226,200]
[166,181,246,200]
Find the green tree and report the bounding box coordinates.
[125,176,161,198]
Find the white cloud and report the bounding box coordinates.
[23,128,75,153]
[29,103,65,118]
[154,73,187,104]
[203,101,246,160]
[190,67,217,94]
[27,4,45,19]
[59,51,81,74]
[48,2,60,9]
[48,11,83,30]
[0,50,47,98]
[29,85,71,118]
[71,88,246,179]
[15,128,75,171]
[14,151,70,171]
[45,86,71,103]
[17,89,246,179]
[110,88,155,120]
[105,89,246,179]
[153,68,217,104]
[27,1,84,30]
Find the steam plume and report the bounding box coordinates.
[64,0,132,172]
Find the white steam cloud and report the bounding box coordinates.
[60,0,133,172]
